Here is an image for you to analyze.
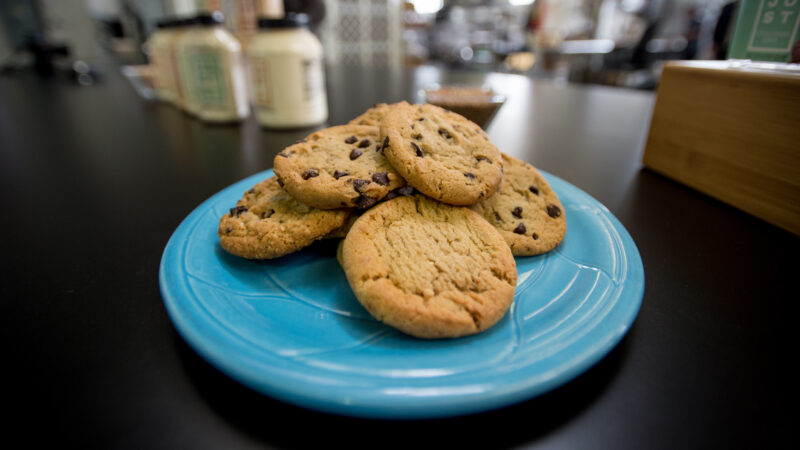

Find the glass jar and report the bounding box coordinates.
[247,13,328,128]
[177,12,249,122]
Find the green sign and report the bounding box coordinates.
[729,0,800,61]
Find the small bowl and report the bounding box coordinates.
[419,84,506,129]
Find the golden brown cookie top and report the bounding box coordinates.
[470,153,566,256]
[380,102,503,206]
[273,125,406,209]
[218,177,353,259]
[340,195,517,338]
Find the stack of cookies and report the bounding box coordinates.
[218,102,566,339]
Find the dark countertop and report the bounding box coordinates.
[1,62,794,449]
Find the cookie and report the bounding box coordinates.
[470,153,566,255]
[379,101,503,206]
[340,195,517,338]
[323,213,359,239]
[218,177,353,259]
[273,125,406,209]
[347,103,391,127]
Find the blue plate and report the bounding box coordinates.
[159,169,644,419]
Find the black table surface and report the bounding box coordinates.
[1,62,795,449]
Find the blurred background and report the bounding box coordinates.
[0,0,739,91]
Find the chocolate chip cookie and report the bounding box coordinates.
[470,153,566,255]
[340,195,517,339]
[218,177,353,259]
[273,125,406,209]
[379,102,503,206]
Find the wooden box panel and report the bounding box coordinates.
[642,61,800,235]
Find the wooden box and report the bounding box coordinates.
[642,61,800,235]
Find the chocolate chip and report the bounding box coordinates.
[247,188,256,194]
[417,117,425,121]
[353,178,370,192]
[464,172,476,179]
[229,205,248,217]
[375,144,381,152]
[395,185,415,196]
[513,223,527,234]
[476,156,491,163]
[353,194,377,209]
[547,204,561,218]
[438,128,452,139]
[529,186,539,195]
[302,169,319,180]
[512,206,523,218]
[412,133,423,140]
[225,227,232,234]
[532,232,539,240]
[410,124,415,130]
[333,170,348,179]
[344,136,357,144]
[494,212,502,222]
[263,209,275,218]
[411,142,423,157]
[277,177,284,187]
[358,139,370,148]
[372,172,389,186]
[276,152,289,158]
[350,149,362,160]
[381,136,389,151]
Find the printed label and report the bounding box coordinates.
[187,51,229,108]
[250,56,273,108]
[302,58,325,107]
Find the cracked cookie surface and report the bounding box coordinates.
[273,125,406,209]
[379,102,502,206]
[218,177,353,259]
[340,195,517,338]
[470,153,566,256]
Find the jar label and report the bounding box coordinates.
[301,58,324,104]
[250,56,273,108]
[185,50,231,110]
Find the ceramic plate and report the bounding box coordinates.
[159,169,644,419]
